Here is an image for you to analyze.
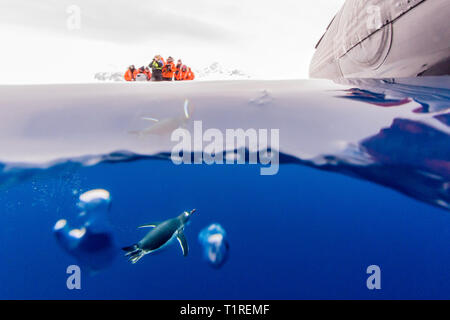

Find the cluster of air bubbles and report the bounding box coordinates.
[53,189,116,272]
[198,223,229,268]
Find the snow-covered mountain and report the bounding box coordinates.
[94,72,124,82]
[194,62,251,80]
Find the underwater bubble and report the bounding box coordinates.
[54,219,67,230]
[53,188,116,272]
[77,189,111,212]
[68,228,86,239]
[77,189,112,228]
[198,223,230,269]
[53,219,81,251]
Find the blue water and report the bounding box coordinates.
[0,77,449,299]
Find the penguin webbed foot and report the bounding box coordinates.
[122,244,145,263]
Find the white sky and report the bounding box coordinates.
[0,0,345,83]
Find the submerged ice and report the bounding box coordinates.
[53,189,116,271]
[198,224,229,268]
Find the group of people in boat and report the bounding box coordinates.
[124,55,195,82]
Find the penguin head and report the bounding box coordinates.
[180,209,196,224]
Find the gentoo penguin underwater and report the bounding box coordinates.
[122,209,196,264]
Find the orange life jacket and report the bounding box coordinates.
[162,62,175,79]
[175,65,191,81]
[124,69,137,81]
[174,63,183,80]
[177,69,188,80]
[186,68,195,80]
[136,69,151,81]
[144,69,152,80]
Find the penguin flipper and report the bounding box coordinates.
[176,232,189,257]
[138,222,160,228]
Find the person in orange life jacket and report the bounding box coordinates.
[124,65,137,81]
[174,60,183,81]
[186,67,195,80]
[135,66,149,81]
[150,55,164,81]
[179,65,194,80]
[162,56,175,81]
[144,67,152,81]
[175,64,189,81]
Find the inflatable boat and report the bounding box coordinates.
[309,0,450,79]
